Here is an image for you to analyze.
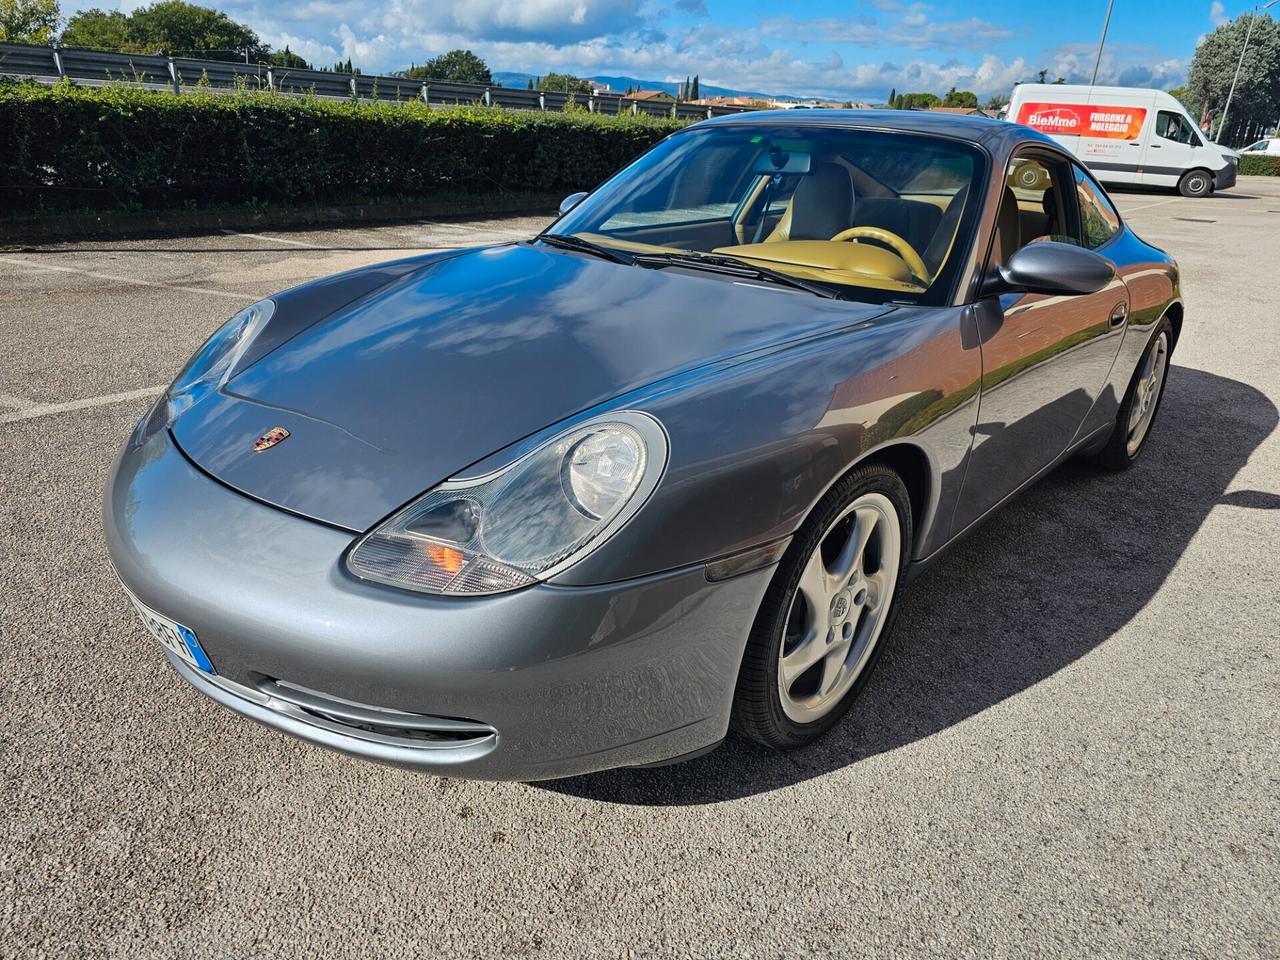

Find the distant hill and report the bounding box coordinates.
[491,71,776,101]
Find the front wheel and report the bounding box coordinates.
[731,463,912,749]
[1178,169,1213,198]
[1097,319,1173,471]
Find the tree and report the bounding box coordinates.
[942,87,979,108]
[691,74,699,99]
[404,49,491,84]
[123,1,266,61]
[1188,13,1280,143]
[267,45,308,69]
[536,72,592,95]
[61,7,131,49]
[897,91,941,110]
[984,93,1010,112]
[887,87,897,108]
[0,0,59,43]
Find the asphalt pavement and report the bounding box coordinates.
[1,190,1277,958]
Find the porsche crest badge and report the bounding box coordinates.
[252,426,290,452]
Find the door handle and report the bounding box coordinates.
[1108,302,1128,327]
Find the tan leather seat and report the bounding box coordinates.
[993,186,1022,266]
[766,162,853,241]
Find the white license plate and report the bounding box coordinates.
[123,587,215,674]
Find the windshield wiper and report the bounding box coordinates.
[537,233,633,264]
[631,251,840,300]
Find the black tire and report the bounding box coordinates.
[1097,318,1174,472]
[1178,169,1213,198]
[731,462,912,749]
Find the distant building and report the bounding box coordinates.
[691,95,767,109]
[919,106,996,118]
[771,98,872,110]
[625,89,676,103]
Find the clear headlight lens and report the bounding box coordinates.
[346,412,667,596]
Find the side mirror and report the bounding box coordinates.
[982,240,1115,298]
[559,191,589,216]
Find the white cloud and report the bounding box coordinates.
[761,11,1015,50]
[263,31,340,66]
[1209,1,1230,27]
[1037,42,1189,89]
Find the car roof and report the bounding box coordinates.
[692,108,1053,151]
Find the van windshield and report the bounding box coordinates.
[546,125,983,304]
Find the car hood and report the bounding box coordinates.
[173,243,893,531]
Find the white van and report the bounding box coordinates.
[1006,84,1239,197]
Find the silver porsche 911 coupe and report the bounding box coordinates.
[105,111,1181,780]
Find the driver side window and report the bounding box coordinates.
[1155,111,1202,147]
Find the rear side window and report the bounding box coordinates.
[1073,166,1121,249]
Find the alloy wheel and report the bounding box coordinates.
[1126,330,1169,457]
[776,492,902,724]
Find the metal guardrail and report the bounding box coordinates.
[0,41,750,119]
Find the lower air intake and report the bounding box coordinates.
[255,677,497,748]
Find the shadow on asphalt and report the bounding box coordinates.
[539,365,1277,806]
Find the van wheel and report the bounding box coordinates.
[1178,170,1212,198]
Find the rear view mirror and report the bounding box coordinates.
[559,192,588,216]
[751,150,812,176]
[983,240,1115,297]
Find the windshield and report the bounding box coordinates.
[548,124,983,303]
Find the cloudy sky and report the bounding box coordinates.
[64,0,1231,99]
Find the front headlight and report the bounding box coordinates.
[346,411,667,596]
[139,300,274,439]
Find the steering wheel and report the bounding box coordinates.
[829,226,929,282]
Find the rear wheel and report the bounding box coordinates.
[1097,319,1172,471]
[731,463,911,749]
[1178,169,1213,198]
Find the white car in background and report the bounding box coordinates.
[1240,137,1280,156]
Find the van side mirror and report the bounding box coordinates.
[982,240,1115,298]
[559,192,589,216]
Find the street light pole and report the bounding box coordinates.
[1217,0,1279,143]
[1091,0,1117,86]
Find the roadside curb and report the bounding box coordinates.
[0,194,562,243]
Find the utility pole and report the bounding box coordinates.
[1091,0,1117,86]
[1217,0,1278,143]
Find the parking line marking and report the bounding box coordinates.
[0,385,163,424]
[1119,197,1182,214]
[219,229,326,249]
[0,393,33,409]
[0,256,256,301]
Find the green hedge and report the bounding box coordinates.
[0,82,685,215]
[1239,154,1280,176]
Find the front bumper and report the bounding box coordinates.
[104,428,775,780]
[1214,162,1238,190]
